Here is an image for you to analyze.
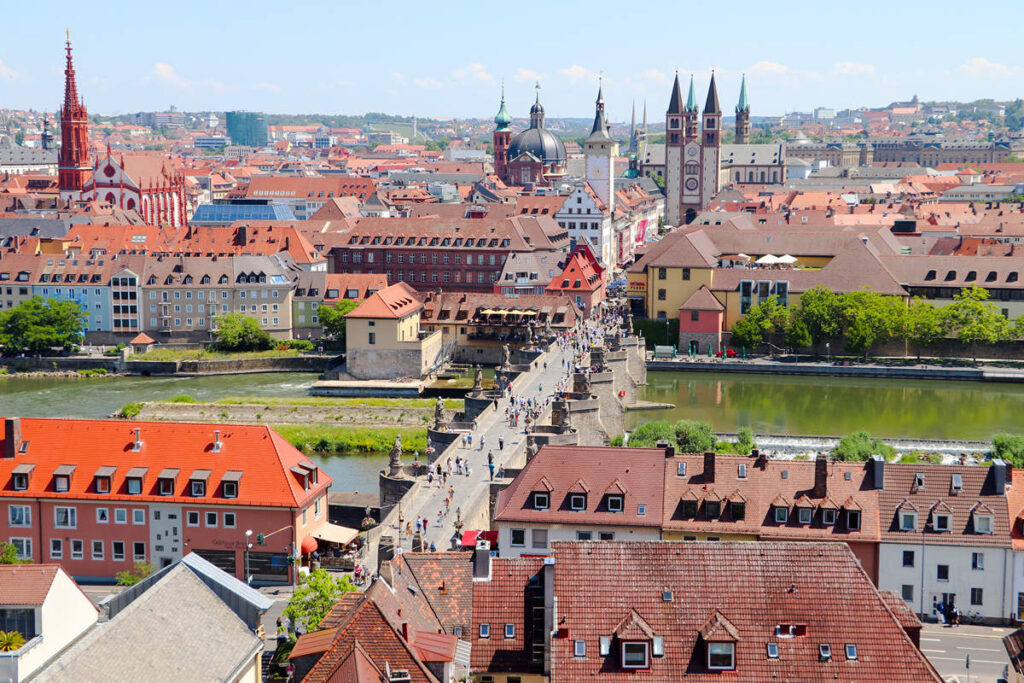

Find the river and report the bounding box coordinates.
[629,371,1024,441]
[0,372,387,492]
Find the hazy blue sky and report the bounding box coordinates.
[2,0,1022,122]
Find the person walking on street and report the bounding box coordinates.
[487,451,494,466]
[498,436,504,450]
[488,461,495,481]
[480,434,486,450]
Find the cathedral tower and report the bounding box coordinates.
[664,72,686,226]
[59,31,90,202]
[492,82,512,183]
[735,73,751,144]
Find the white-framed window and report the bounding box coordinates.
[114,508,127,524]
[569,494,586,511]
[510,529,525,547]
[766,643,779,659]
[533,492,549,510]
[901,512,917,531]
[205,512,217,527]
[798,507,812,524]
[71,539,83,560]
[133,541,146,562]
[974,514,993,534]
[846,510,862,530]
[186,511,200,527]
[638,504,647,516]
[531,529,548,550]
[126,477,142,495]
[95,476,110,494]
[55,506,77,529]
[622,642,649,668]
[479,624,490,638]
[191,480,206,497]
[819,643,832,661]
[505,624,515,638]
[708,642,735,670]
[112,540,125,561]
[8,505,30,528]
[12,473,27,491]
[574,640,586,657]
[845,644,857,660]
[221,480,238,499]
[8,538,31,561]
[49,538,63,559]
[737,463,747,479]
[92,540,104,560]
[224,512,236,528]
[96,508,109,524]
[54,475,70,492]
[972,552,985,570]
[607,495,624,513]
[159,478,174,496]
[822,508,837,525]
[315,497,322,519]
[133,509,145,525]
[774,506,788,524]
[934,513,951,532]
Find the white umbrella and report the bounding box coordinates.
[777,254,798,264]
[755,254,779,265]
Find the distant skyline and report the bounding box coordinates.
[2,1,1023,122]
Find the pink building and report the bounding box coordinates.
[0,417,351,584]
[678,285,725,354]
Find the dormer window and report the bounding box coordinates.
[934,512,951,532]
[901,512,918,531]
[974,514,993,534]
[95,476,110,494]
[774,506,789,524]
[12,473,28,491]
[822,508,837,526]
[707,643,735,671]
[191,480,205,496]
[798,507,812,524]
[533,492,549,510]
[705,500,721,519]
[681,500,698,518]
[54,475,69,492]
[569,494,586,511]
[730,501,746,520]
[607,495,624,513]
[846,509,862,531]
[621,642,649,668]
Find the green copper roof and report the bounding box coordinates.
[686,75,697,112]
[494,84,512,131]
[737,74,749,112]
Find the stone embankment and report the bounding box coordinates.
[134,401,434,427]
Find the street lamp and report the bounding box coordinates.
[825,342,830,365]
[245,530,253,585]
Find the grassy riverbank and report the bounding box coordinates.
[134,348,303,361]
[273,424,428,454]
[210,396,463,410]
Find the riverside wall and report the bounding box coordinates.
[643,358,1024,383]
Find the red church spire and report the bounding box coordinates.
[59,30,90,198]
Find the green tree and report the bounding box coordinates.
[793,287,842,346]
[832,431,895,462]
[993,434,1024,467]
[0,297,86,354]
[319,299,361,343]
[115,561,155,586]
[943,286,1013,361]
[627,420,676,447]
[213,314,273,352]
[736,427,755,455]
[0,542,27,565]
[729,316,764,349]
[674,419,716,453]
[905,299,947,359]
[0,631,26,652]
[785,318,812,351]
[730,296,789,351]
[283,568,357,633]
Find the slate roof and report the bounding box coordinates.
[549,541,941,682]
[31,564,263,683]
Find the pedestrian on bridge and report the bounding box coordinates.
[498,436,504,450]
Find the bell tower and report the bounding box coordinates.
[699,73,722,212]
[492,81,512,184]
[59,31,90,202]
[735,74,751,144]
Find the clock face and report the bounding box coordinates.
[685,178,699,191]
[687,146,698,157]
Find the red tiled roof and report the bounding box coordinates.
[0,564,59,605]
[400,552,475,637]
[345,282,423,320]
[470,558,545,673]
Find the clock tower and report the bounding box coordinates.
[699,73,722,214]
[584,81,614,215]
[666,73,721,225]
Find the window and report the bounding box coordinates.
[127,477,142,495]
[902,584,914,601]
[133,509,145,525]
[677,462,687,477]
[569,494,586,511]
[934,513,951,532]
[972,552,984,570]
[112,541,125,561]
[845,644,858,661]
[705,500,721,519]
[533,492,549,510]
[975,514,993,534]
[638,504,647,516]
[682,268,691,281]
[368,332,376,345]
[54,475,69,492]
[95,476,110,494]
[607,495,624,513]
[8,505,30,528]
[133,542,146,562]
[96,508,109,524]
[708,642,735,670]
[224,512,236,528]
[903,550,915,567]
[971,588,983,606]
[657,288,666,301]
[71,539,83,560]
[531,529,548,550]
[12,474,27,491]
[576,531,592,540]
[622,642,649,668]
[55,506,77,529]
[774,506,788,524]
[599,531,615,541]
[92,540,104,560]
[191,480,206,497]
[937,564,950,581]
[9,538,31,561]
[510,528,525,547]
[50,538,63,559]
[223,481,238,499]
[186,511,200,527]
[822,508,837,526]
[738,464,747,479]
[730,501,746,520]
[846,510,861,530]
[114,508,127,524]
[901,512,917,531]
[505,624,515,638]
[574,640,586,657]
[205,511,217,527]
[766,643,779,659]
[479,624,490,638]
[798,507,812,524]
[819,643,831,661]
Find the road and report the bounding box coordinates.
[919,622,1012,682]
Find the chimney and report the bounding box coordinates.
[656,440,675,458]
[401,622,409,641]
[703,452,715,483]
[993,459,1008,495]
[4,418,21,459]
[379,557,395,585]
[132,427,143,452]
[473,540,492,581]
[752,448,767,470]
[812,454,828,498]
[870,455,885,490]
[213,430,222,452]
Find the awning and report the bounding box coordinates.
[480,308,499,314]
[311,523,359,545]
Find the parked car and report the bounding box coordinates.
[715,348,738,358]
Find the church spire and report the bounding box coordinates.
[642,99,647,133]
[494,80,512,132]
[529,81,545,129]
[59,30,90,198]
[737,73,749,112]
[704,72,721,114]
[668,71,685,115]
[686,75,697,112]
[588,76,610,140]
[630,100,636,139]
[63,30,81,112]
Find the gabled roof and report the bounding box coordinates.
[678,285,724,312]
[0,564,60,605]
[698,610,741,642]
[345,282,423,320]
[614,609,656,640]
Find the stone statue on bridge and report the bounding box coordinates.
[388,434,403,476]
[524,323,533,347]
[433,397,446,429]
[472,366,483,391]
[502,344,512,368]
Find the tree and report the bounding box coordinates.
[319,299,361,343]
[284,568,357,633]
[0,631,25,652]
[943,286,1013,361]
[785,318,812,352]
[626,420,676,448]
[730,296,789,351]
[736,427,755,455]
[993,434,1024,467]
[729,316,764,349]
[793,287,842,345]
[905,299,947,359]
[832,431,895,462]
[116,561,155,586]
[674,420,716,453]
[0,297,86,354]
[0,542,27,565]
[213,314,273,352]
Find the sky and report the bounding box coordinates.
[2,0,1024,123]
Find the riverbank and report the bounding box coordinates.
[1,353,332,377]
[646,357,1024,383]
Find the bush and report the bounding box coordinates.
[118,402,143,419]
[104,343,126,356]
[626,420,676,448]
[993,434,1024,467]
[610,434,624,447]
[832,431,895,462]
[169,394,198,403]
[674,419,716,453]
[279,339,314,351]
[213,314,273,352]
[76,368,108,376]
[115,561,155,586]
[737,427,755,455]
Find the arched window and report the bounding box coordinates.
[126,198,136,210]
[105,192,116,204]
